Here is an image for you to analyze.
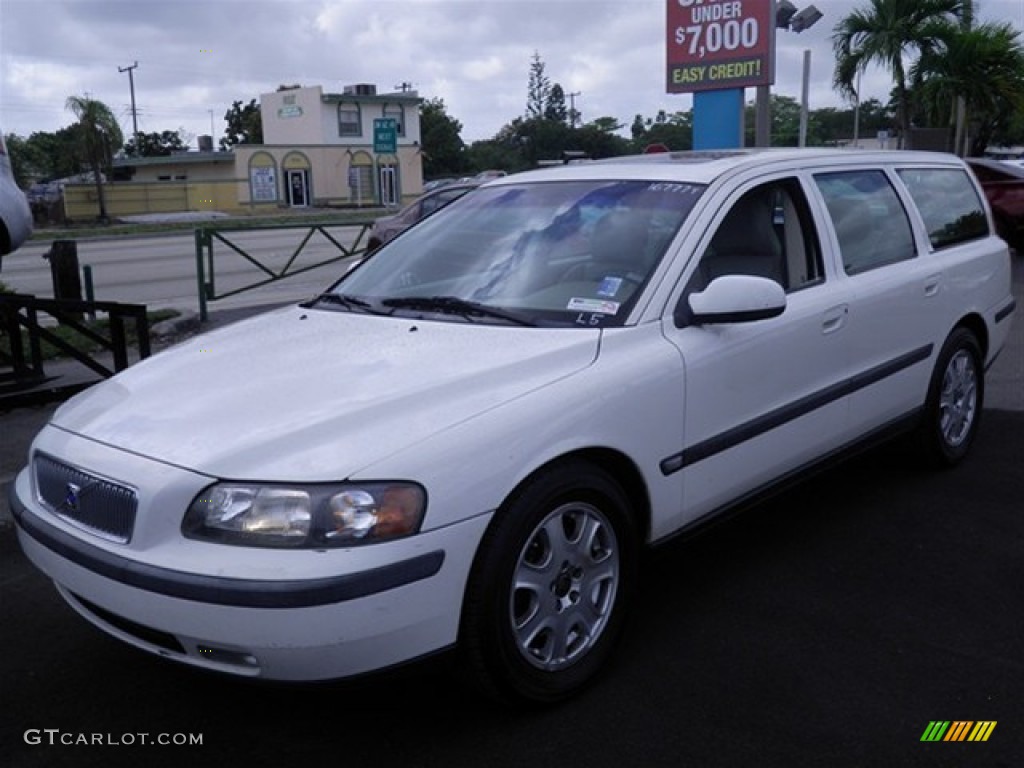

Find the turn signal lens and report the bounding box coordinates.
[327,485,425,543]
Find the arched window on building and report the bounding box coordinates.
[248,151,278,203]
[348,151,375,204]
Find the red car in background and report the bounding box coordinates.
[966,158,1024,251]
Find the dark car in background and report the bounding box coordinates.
[367,181,480,251]
[966,158,1024,251]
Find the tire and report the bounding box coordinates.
[460,460,638,705]
[919,328,984,467]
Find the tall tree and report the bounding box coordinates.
[419,97,469,178]
[220,99,263,149]
[912,20,1024,155]
[832,0,965,145]
[545,84,569,124]
[65,94,123,222]
[526,51,551,119]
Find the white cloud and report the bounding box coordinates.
[463,56,506,81]
[3,0,1022,146]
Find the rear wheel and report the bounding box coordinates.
[919,328,984,467]
[460,461,637,704]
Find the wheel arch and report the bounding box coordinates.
[952,312,989,362]
[493,447,653,546]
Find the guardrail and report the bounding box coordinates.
[194,222,374,321]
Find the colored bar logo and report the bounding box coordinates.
[921,721,997,742]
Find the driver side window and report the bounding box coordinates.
[696,179,823,294]
[676,178,823,327]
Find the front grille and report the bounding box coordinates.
[34,453,137,543]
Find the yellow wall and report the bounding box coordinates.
[77,140,426,218]
[64,180,247,219]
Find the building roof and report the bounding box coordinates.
[321,90,422,105]
[113,151,235,168]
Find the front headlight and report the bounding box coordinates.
[183,482,426,548]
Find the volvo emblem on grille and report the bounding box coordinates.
[64,482,82,513]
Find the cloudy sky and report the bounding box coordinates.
[2,0,1023,148]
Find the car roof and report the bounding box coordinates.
[488,148,968,187]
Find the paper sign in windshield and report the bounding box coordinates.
[568,298,620,315]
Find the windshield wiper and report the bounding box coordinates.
[380,296,537,327]
[302,292,387,315]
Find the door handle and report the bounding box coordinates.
[822,304,849,334]
[924,273,943,297]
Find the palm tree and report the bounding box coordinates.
[65,95,123,222]
[832,0,966,146]
[913,21,1024,155]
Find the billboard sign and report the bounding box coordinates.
[666,0,775,93]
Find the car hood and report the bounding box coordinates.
[51,306,600,480]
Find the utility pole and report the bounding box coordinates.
[118,61,139,139]
[567,91,582,128]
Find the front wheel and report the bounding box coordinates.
[919,328,984,467]
[460,461,638,704]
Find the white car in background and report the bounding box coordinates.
[0,132,32,268]
[11,149,1015,704]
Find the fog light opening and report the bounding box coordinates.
[195,644,260,668]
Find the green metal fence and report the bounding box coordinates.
[194,221,374,321]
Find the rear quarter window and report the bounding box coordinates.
[897,168,989,249]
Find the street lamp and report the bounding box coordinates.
[754,1,823,146]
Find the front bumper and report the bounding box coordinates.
[9,430,491,681]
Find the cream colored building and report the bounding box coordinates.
[86,83,424,219]
[246,83,424,209]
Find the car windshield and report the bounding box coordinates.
[332,179,704,327]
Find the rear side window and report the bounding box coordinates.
[815,170,916,275]
[897,168,989,249]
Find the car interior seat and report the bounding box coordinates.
[700,190,786,287]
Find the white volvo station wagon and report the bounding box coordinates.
[11,150,1016,703]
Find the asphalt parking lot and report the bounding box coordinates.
[1,262,1021,768]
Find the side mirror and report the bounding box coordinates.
[687,274,786,324]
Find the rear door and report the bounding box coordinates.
[812,165,990,433]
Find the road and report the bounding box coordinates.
[0,226,367,314]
